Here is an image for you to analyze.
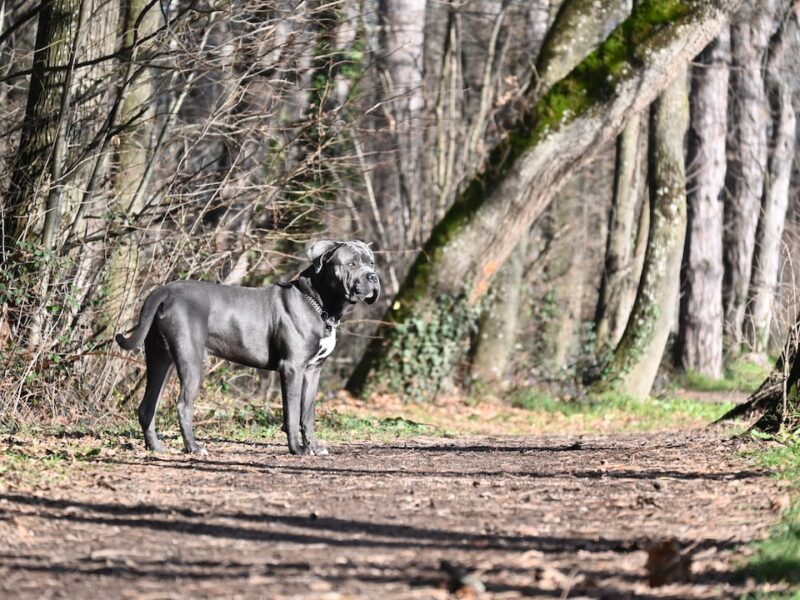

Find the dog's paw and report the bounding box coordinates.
[145,439,167,453]
[186,446,208,457]
[309,444,329,456]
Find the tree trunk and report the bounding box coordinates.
[535,0,629,92]
[474,0,620,384]
[599,69,689,399]
[3,0,86,248]
[347,0,741,397]
[372,0,426,252]
[722,0,777,349]
[540,171,587,373]
[744,12,798,357]
[470,236,528,386]
[595,112,646,353]
[101,0,161,337]
[677,30,729,378]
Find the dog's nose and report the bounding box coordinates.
[366,272,379,283]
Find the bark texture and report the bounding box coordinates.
[600,69,689,399]
[373,0,426,251]
[535,0,629,91]
[722,0,777,348]
[101,0,161,336]
[470,237,528,385]
[540,172,587,373]
[3,0,85,246]
[347,0,742,397]
[677,30,729,378]
[595,113,645,353]
[744,13,798,356]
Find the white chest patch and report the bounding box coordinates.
[309,328,337,366]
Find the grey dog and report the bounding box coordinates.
[116,240,380,456]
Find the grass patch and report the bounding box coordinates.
[743,437,800,587]
[681,359,771,394]
[127,401,438,445]
[508,389,733,428]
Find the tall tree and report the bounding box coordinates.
[594,113,646,353]
[3,0,89,248]
[599,69,689,398]
[371,0,426,253]
[677,30,729,378]
[744,9,798,357]
[722,0,777,349]
[470,237,528,385]
[102,0,162,336]
[347,0,742,397]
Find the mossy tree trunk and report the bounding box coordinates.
[722,0,777,350]
[676,29,729,379]
[346,0,741,398]
[596,68,689,399]
[744,11,798,358]
[595,112,646,354]
[534,0,629,92]
[472,0,621,386]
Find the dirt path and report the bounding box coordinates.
[0,429,789,599]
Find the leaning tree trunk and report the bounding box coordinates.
[598,69,689,399]
[534,0,629,92]
[677,29,729,378]
[346,0,741,398]
[744,11,798,358]
[473,0,623,383]
[722,0,777,349]
[595,112,646,353]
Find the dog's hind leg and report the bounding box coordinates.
[173,344,206,455]
[139,333,173,452]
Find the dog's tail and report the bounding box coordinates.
[115,287,169,350]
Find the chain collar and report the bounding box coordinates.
[279,281,340,332]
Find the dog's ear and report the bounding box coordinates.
[307,240,340,273]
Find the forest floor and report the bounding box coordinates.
[0,391,796,599]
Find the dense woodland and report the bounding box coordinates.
[0,0,799,431]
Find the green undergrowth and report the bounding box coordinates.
[742,436,800,589]
[508,389,733,428]
[681,359,772,394]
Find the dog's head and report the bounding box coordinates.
[307,240,381,304]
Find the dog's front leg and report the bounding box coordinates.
[301,366,327,456]
[279,362,307,455]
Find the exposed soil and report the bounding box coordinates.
[0,428,792,599]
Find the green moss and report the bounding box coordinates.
[534,0,696,138]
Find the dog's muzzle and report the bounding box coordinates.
[351,270,380,304]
